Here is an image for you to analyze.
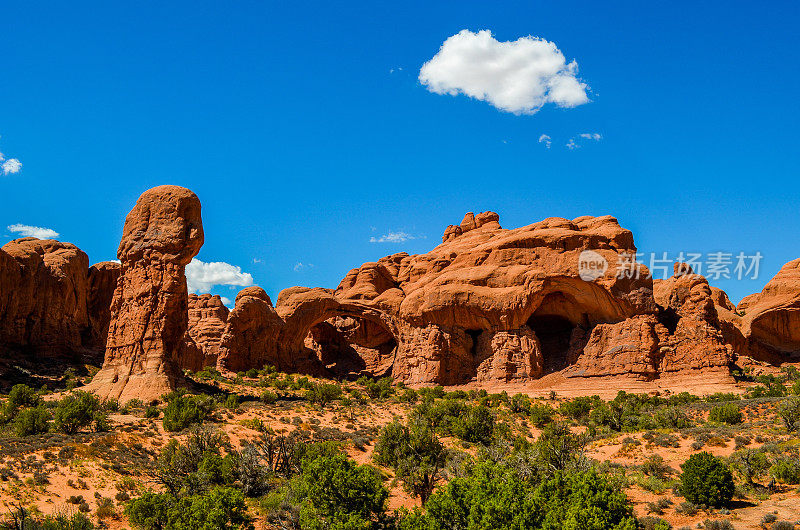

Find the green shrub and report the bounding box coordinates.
[54,392,101,434]
[374,421,447,504]
[708,403,743,425]
[679,452,734,507]
[8,384,40,408]
[770,456,800,484]
[653,407,691,429]
[162,393,215,432]
[125,486,252,529]
[145,406,160,419]
[305,383,342,408]
[559,396,598,420]
[509,393,531,414]
[529,403,555,427]
[297,448,388,527]
[404,462,636,530]
[778,397,800,432]
[261,390,278,404]
[12,404,51,436]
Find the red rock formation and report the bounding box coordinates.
[0,238,90,358]
[216,287,285,373]
[727,258,800,362]
[182,294,229,372]
[266,213,673,384]
[568,264,733,380]
[87,185,204,402]
[86,261,122,357]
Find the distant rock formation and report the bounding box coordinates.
[0,238,90,359]
[87,185,204,402]
[3,186,799,393]
[719,258,800,362]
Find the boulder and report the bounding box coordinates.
[87,185,204,402]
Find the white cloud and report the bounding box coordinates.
[185,259,254,293]
[566,138,579,150]
[252,258,262,264]
[538,134,552,149]
[370,231,415,243]
[293,262,314,272]
[2,159,22,175]
[220,296,233,308]
[419,29,589,115]
[7,223,60,239]
[579,132,602,141]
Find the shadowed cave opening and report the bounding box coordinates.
[526,290,591,374]
[527,314,576,373]
[305,316,397,379]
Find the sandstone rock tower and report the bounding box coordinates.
[87,185,203,402]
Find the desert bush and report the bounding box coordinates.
[654,407,691,429]
[527,403,555,428]
[125,486,251,529]
[8,384,40,408]
[770,455,800,484]
[296,446,388,528]
[305,382,342,408]
[509,393,531,414]
[703,520,734,530]
[374,420,447,504]
[359,377,394,400]
[402,463,636,529]
[399,388,418,403]
[639,515,671,530]
[641,455,672,480]
[559,395,598,420]
[709,403,743,425]
[777,397,800,433]
[162,393,215,432]
[13,405,50,436]
[679,452,734,507]
[144,406,159,419]
[54,392,101,434]
[261,390,278,404]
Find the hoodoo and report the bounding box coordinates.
[86,185,204,402]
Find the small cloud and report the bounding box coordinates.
[220,296,233,308]
[252,258,262,264]
[370,231,416,243]
[419,29,590,115]
[579,132,602,141]
[185,259,254,293]
[2,159,22,175]
[566,138,579,150]
[293,262,315,272]
[7,223,60,239]
[538,134,552,149]
[389,67,404,74]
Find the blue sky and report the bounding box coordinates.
[1,0,798,305]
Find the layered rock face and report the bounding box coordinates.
[181,294,229,372]
[87,185,204,402]
[721,259,800,362]
[0,238,91,359]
